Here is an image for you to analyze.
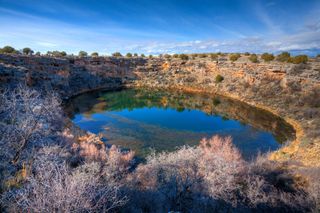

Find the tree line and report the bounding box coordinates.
[0,45,317,64]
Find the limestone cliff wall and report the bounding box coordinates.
[0,54,147,98]
[1,54,320,166]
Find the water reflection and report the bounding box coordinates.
[65,88,295,159]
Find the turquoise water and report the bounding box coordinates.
[66,89,295,159]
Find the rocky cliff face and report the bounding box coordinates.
[1,54,319,166]
[0,54,147,98]
[133,57,320,166]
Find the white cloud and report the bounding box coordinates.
[124,29,320,55]
[36,42,58,48]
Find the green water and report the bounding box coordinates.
[66,88,295,159]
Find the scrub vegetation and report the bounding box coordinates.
[0,86,319,212]
[0,46,312,65]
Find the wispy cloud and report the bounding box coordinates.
[0,0,319,55]
[126,29,320,55]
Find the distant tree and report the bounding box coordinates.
[191,53,198,59]
[217,52,226,56]
[35,51,41,56]
[126,53,132,58]
[133,53,138,57]
[173,54,179,58]
[164,54,171,59]
[22,47,34,55]
[210,53,218,60]
[148,54,153,59]
[249,54,258,63]
[276,51,290,62]
[179,54,189,60]
[158,54,163,58]
[60,51,67,57]
[288,55,308,64]
[78,51,88,57]
[261,53,274,62]
[141,53,145,57]
[229,53,241,62]
[91,52,99,57]
[317,54,320,58]
[199,53,207,58]
[0,46,16,54]
[47,51,66,57]
[112,52,122,57]
[244,52,250,56]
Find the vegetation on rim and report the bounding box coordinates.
[229,53,241,62]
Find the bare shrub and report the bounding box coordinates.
[1,146,127,212]
[126,146,202,212]
[243,154,314,211]
[125,136,244,212]
[198,136,243,203]
[0,85,62,164]
[0,85,63,191]
[124,136,315,212]
[297,167,320,212]
[104,145,135,181]
[300,86,320,108]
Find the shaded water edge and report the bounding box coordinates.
[65,88,296,159]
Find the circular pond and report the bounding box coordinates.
[65,88,295,160]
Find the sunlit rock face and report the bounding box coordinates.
[1,54,319,100]
[1,54,319,165]
[0,54,147,98]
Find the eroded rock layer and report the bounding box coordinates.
[1,54,319,166]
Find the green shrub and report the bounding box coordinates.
[249,54,259,63]
[112,52,122,57]
[148,54,153,59]
[199,53,207,58]
[276,52,290,62]
[78,51,88,57]
[173,54,179,58]
[133,53,138,57]
[213,98,221,106]
[179,54,189,60]
[210,53,218,60]
[215,74,224,83]
[317,54,320,58]
[229,53,241,62]
[244,52,250,56]
[47,51,67,57]
[126,53,132,58]
[91,52,99,57]
[191,53,198,58]
[22,47,33,55]
[60,51,67,57]
[289,55,308,64]
[164,54,171,59]
[261,53,274,62]
[141,54,145,57]
[0,46,16,54]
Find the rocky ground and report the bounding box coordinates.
[1,53,319,167]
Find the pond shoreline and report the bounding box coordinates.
[65,85,298,162]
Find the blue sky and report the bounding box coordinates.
[0,0,319,55]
